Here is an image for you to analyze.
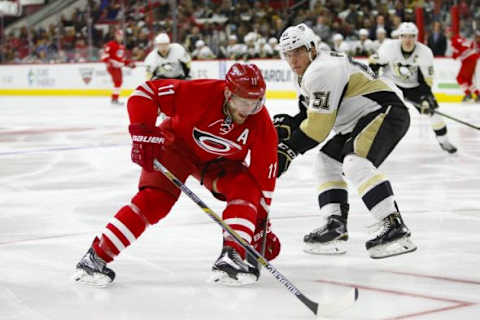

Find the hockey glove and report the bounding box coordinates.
[277,127,320,177]
[128,123,173,171]
[252,220,281,261]
[273,114,296,141]
[277,142,298,177]
[419,94,439,115]
[273,95,307,141]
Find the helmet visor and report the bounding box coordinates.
[229,94,265,115]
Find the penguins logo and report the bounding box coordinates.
[193,127,242,155]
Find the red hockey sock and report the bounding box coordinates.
[222,201,257,259]
[93,188,177,262]
[93,205,148,262]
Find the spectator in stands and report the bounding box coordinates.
[428,21,447,56]
[313,14,331,42]
[184,25,202,53]
[370,14,391,40]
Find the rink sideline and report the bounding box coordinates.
[1,97,479,320]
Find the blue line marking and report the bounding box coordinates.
[0,143,129,156]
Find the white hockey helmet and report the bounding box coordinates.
[154,33,170,45]
[268,37,278,46]
[398,22,418,36]
[279,23,317,53]
[359,28,369,37]
[333,33,344,41]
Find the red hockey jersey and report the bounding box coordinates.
[451,35,480,61]
[128,79,278,210]
[101,40,130,68]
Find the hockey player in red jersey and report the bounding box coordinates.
[451,30,480,102]
[74,63,280,287]
[101,30,136,104]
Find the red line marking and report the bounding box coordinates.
[386,303,475,320]
[382,270,480,286]
[314,279,476,319]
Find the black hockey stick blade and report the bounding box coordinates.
[153,159,359,317]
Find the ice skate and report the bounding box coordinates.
[210,246,259,286]
[111,99,124,106]
[303,207,348,255]
[366,213,417,259]
[461,93,473,103]
[73,247,115,287]
[438,140,457,154]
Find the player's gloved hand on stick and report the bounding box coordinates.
[273,95,307,141]
[419,94,439,115]
[128,123,173,171]
[252,219,281,261]
[273,114,296,141]
[277,141,298,177]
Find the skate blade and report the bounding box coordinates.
[209,270,257,286]
[303,240,347,255]
[73,269,113,287]
[368,237,417,259]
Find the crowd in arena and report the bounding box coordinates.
[1,0,479,64]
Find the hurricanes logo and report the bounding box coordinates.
[79,67,94,84]
[193,127,242,155]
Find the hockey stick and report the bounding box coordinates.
[153,158,359,317]
[434,110,480,130]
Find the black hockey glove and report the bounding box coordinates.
[419,94,439,115]
[273,114,296,141]
[276,127,319,177]
[277,142,298,177]
[273,95,308,141]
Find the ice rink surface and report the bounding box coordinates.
[1,97,479,320]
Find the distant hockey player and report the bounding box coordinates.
[332,33,350,54]
[369,22,457,153]
[274,23,417,259]
[74,63,280,286]
[101,30,136,104]
[192,40,215,60]
[144,33,191,80]
[369,27,389,53]
[450,29,480,102]
[352,28,374,57]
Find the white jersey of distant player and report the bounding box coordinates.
[226,43,246,58]
[333,41,350,54]
[376,39,434,89]
[317,41,331,52]
[144,43,190,79]
[297,51,402,134]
